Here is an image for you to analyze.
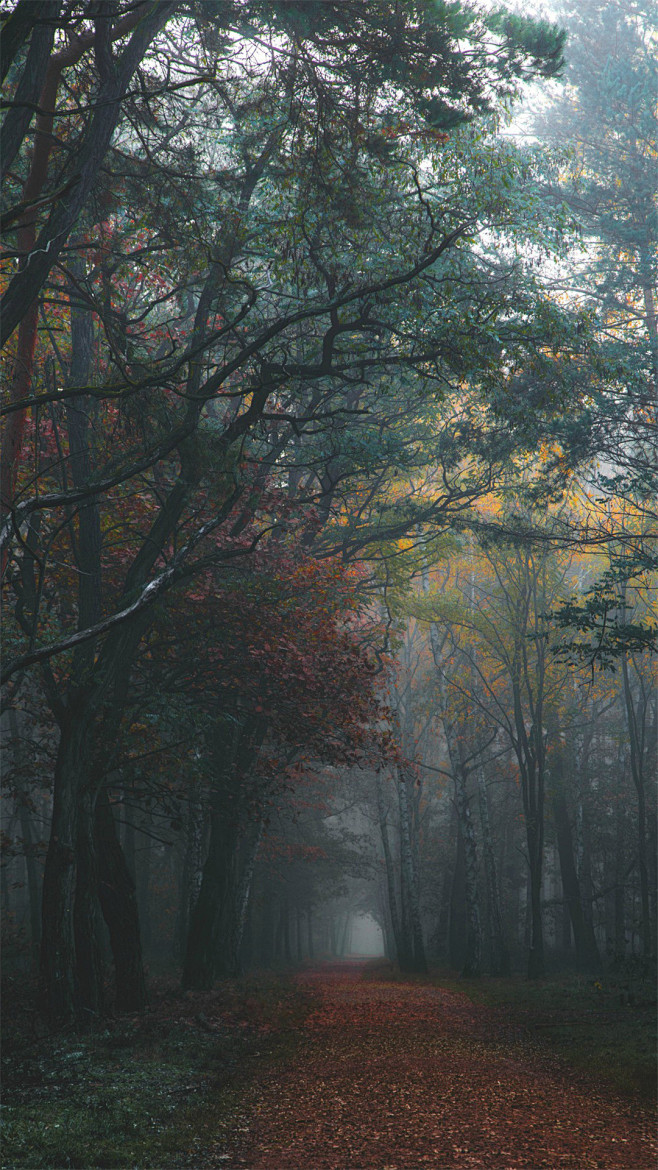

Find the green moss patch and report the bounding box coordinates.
[1,975,312,1169]
[434,968,657,1102]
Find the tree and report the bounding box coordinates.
[2,0,572,1023]
[534,0,657,645]
[417,518,574,977]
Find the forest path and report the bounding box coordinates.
[227,960,655,1170]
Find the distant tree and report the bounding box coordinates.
[536,0,657,656]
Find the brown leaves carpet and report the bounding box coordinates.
[228,962,656,1170]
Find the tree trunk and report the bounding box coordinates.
[183,712,266,988]
[306,905,314,960]
[449,825,467,971]
[182,803,240,989]
[95,788,147,1012]
[396,765,427,973]
[526,813,545,980]
[282,896,293,964]
[476,767,510,976]
[18,798,42,963]
[8,709,42,963]
[232,818,263,969]
[339,913,351,957]
[40,717,89,1025]
[442,721,481,977]
[622,655,652,962]
[175,791,204,961]
[74,788,105,1016]
[552,788,601,971]
[375,770,410,969]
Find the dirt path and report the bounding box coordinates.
[227,961,656,1170]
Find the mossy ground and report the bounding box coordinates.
[1,973,312,1169]
[429,963,657,1103]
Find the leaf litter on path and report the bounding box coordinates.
[225,962,656,1170]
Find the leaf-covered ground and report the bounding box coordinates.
[227,961,656,1170]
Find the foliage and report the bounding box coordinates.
[549,554,658,670]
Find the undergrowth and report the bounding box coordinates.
[430,964,657,1103]
[1,973,312,1169]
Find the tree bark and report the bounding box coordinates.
[476,766,510,976]
[396,765,428,973]
[622,654,652,962]
[552,787,601,971]
[40,710,93,1025]
[375,770,411,969]
[182,804,240,989]
[182,713,266,988]
[449,824,467,971]
[74,788,105,1016]
[440,710,481,977]
[0,2,178,350]
[95,788,147,1012]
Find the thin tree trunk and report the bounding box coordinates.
[622,655,652,961]
[7,710,42,962]
[18,798,41,963]
[526,814,545,980]
[449,824,467,971]
[175,792,203,960]
[282,896,293,965]
[233,819,263,968]
[306,905,314,960]
[553,787,600,971]
[476,766,510,976]
[339,913,350,957]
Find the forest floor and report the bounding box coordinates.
[1,959,656,1169]
[226,960,656,1170]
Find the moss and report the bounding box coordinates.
[431,969,657,1102]
[1,975,312,1169]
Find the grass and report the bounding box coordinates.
[432,963,657,1103]
[1,973,312,1169]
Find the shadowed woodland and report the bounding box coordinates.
[1,0,656,1167]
